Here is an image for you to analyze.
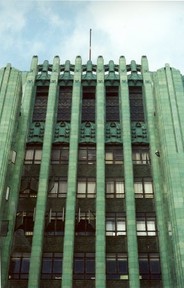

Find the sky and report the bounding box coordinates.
[0,1,184,72]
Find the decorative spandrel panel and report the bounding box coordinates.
[28,122,45,143]
[129,86,144,121]
[57,86,72,122]
[54,122,70,143]
[131,122,148,144]
[106,122,121,143]
[32,86,49,121]
[106,86,120,122]
[80,122,96,143]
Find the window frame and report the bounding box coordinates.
[106,212,126,236]
[51,146,69,164]
[106,178,124,198]
[136,213,157,236]
[75,210,95,236]
[139,253,161,280]
[106,253,128,279]
[24,147,42,164]
[132,147,150,164]
[78,146,96,164]
[9,253,30,279]
[48,177,67,198]
[134,177,154,198]
[105,146,123,164]
[41,252,63,279]
[77,177,96,198]
[73,253,95,279]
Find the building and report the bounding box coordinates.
[0,55,184,288]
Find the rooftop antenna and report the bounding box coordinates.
[89,28,92,61]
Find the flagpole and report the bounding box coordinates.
[89,29,92,61]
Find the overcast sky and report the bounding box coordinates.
[0,1,184,72]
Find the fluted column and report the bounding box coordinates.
[95,56,106,288]
[28,56,60,288]
[1,56,38,288]
[61,56,82,288]
[119,56,140,287]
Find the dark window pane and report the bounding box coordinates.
[150,258,161,274]
[118,259,128,274]
[42,259,52,274]
[74,259,84,273]
[53,259,62,273]
[139,259,149,274]
[11,258,21,273]
[21,258,30,273]
[106,259,116,274]
[86,259,95,273]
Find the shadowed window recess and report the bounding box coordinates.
[139,253,161,280]
[106,253,128,280]
[45,210,65,236]
[136,213,157,236]
[134,178,154,198]
[78,146,96,164]
[48,177,67,198]
[75,209,95,236]
[73,253,95,279]
[41,253,63,279]
[105,145,123,164]
[106,178,124,198]
[77,177,96,198]
[51,146,69,164]
[9,253,30,279]
[106,213,126,236]
[132,146,150,164]
[24,146,42,164]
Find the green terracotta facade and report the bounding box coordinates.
[0,56,184,288]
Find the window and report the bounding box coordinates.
[106,253,128,279]
[106,213,126,236]
[82,86,95,122]
[73,253,95,279]
[15,211,34,236]
[105,146,123,164]
[45,211,64,236]
[139,253,161,280]
[134,178,154,198]
[41,253,62,279]
[11,150,17,164]
[137,213,156,236]
[106,86,120,122]
[19,177,38,198]
[9,253,30,279]
[75,210,95,235]
[32,86,49,121]
[132,147,150,164]
[57,86,72,122]
[48,177,67,198]
[106,178,124,198]
[24,147,42,164]
[78,146,96,164]
[129,86,144,121]
[51,146,69,164]
[77,178,96,198]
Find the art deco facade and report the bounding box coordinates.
[0,55,184,288]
